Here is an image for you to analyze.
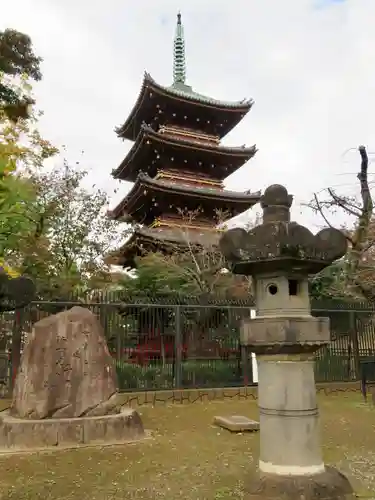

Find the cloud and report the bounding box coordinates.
[1,0,375,230]
[314,0,347,9]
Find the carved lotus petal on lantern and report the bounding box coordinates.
[219,227,248,261]
[315,228,348,262]
[219,184,348,276]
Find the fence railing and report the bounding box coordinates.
[1,297,375,394]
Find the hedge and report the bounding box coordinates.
[115,359,243,391]
[116,353,367,391]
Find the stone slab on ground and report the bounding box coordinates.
[214,415,259,432]
[0,407,145,452]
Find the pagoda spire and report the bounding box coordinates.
[173,12,186,86]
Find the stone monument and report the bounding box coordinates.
[0,306,144,451]
[220,185,355,500]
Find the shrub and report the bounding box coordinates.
[181,360,241,388]
[115,359,243,391]
[115,362,173,391]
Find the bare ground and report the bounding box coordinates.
[0,393,374,500]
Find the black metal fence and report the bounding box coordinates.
[1,296,375,393]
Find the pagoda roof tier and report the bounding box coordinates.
[112,124,257,182]
[116,73,253,141]
[109,173,261,225]
[109,227,219,268]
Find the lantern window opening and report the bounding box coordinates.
[267,284,278,296]
[288,279,299,296]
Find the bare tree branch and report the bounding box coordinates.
[308,146,374,300]
[312,192,335,229]
[327,188,362,218]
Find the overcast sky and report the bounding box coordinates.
[2,0,375,229]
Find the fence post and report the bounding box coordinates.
[174,305,182,389]
[241,345,249,385]
[9,307,25,395]
[349,311,360,380]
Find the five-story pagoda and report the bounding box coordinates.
[109,13,260,268]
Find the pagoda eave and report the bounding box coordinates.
[109,227,220,268]
[112,125,257,182]
[109,173,261,222]
[116,72,253,141]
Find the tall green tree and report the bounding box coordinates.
[0,28,42,121]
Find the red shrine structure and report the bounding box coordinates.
[109,13,260,268]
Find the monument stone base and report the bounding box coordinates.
[245,467,355,500]
[0,407,145,453]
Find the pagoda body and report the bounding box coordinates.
[109,13,259,268]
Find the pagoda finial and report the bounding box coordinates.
[173,11,186,86]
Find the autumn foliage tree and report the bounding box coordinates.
[0,157,125,298]
[0,25,57,262]
[32,161,125,297]
[0,80,57,261]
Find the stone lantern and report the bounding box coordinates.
[220,185,354,500]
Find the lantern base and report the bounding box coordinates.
[245,466,354,500]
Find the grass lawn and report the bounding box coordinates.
[0,393,374,500]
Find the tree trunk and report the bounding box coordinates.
[349,311,360,380]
